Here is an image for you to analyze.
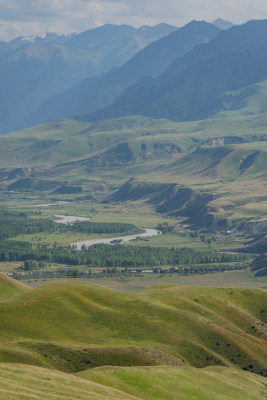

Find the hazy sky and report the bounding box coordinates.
[0,0,267,41]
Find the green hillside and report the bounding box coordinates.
[0,363,135,400]
[0,18,267,400]
[0,363,265,400]
[0,98,266,233]
[161,143,267,182]
[0,273,30,301]
[81,365,267,400]
[0,21,266,238]
[0,279,266,375]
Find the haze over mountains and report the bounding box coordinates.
[2,18,267,132]
[25,21,221,128]
[0,23,176,133]
[0,18,241,133]
[0,15,267,400]
[83,19,267,122]
[213,18,235,30]
[0,18,266,235]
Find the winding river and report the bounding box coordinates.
[53,214,91,224]
[50,213,160,249]
[70,228,161,250]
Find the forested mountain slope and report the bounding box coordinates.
[24,21,220,127]
[0,23,176,133]
[83,20,267,122]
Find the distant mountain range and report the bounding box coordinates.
[0,23,176,133]
[1,18,266,132]
[24,21,220,128]
[80,19,267,123]
[212,18,234,30]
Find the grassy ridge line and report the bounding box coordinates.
[0,273,31,301]
[0,280,265,373]
[0,363,138,400]
[0,113,266,227]
[0,113,266,170]
[0,363,265,400]
[80,365,267,400]
[160,143,267,182]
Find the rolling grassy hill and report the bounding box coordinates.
[0,273,30,301]
[0,274,266,399]
[160,142,267,182]
[81,365,267,400]
[0,363,136,400]
[0,363,266,400]
[0,278,266,375]
[0,110,266,232]
[0,22,266,239]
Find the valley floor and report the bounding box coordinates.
[76,268,267,293]
[17,268,267,291]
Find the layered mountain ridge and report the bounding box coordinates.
[82,20,267,122]
[20,21,221,129]
[0,23,177,133]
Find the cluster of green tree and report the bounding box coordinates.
[24,260,47,270]
[0,210,140,240]
[189,231,217,244]
[0,238,249,268]
[13,269,88,281]
[156,222,170,234]
[153,263,248,274]
[0,211,55,240]
[11,261,249,282]
[68,221,140,234]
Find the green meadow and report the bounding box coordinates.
[0,275,266,375]
[81,365,267,400]
[0,83,266,400]
[0,35,267,400]
[0,273,29,300]
[0,274,266,399]
[0,363,265,400]
[0,108,266,230]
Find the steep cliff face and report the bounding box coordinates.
[151,186,214,218]
[0,167,34,182]
[110,179,218,228]
[251,253,267,276]
[110,180,172,202]
[110,179,267,236]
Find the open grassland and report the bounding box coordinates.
[3,200,171,227]
[80,365,267,400]
[89,269,267,293]
[0,363,135,400]
[0,273,30,300]
[0,363,266,400]
[1,111,267,170]
[0,275,266,375]
[0,109,266,229]
[128,231,247,250]
[0,198,249,250]
[15,267,267,292]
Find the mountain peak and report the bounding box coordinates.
[213,18,235,30]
